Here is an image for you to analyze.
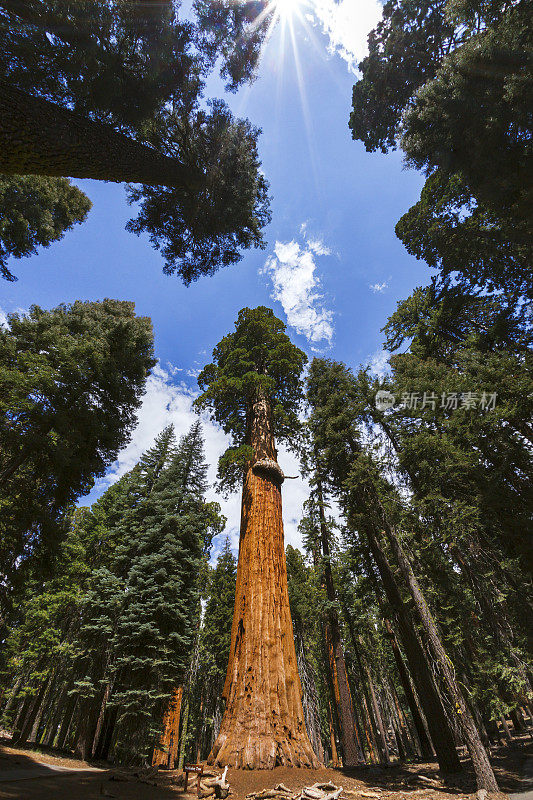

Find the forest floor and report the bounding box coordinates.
[0,737,530,800]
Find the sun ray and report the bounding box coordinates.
[287,9,322,199]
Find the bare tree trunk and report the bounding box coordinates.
[94,705,118,761]
[2,676,23,719]
[316,474,364,767]
[208,390,318,769]
[13,679,49,746]
[28,673,54,743]
[295,631,326,764]
[328,701,341,767]
[0,80,201,190]
[91,682,112,759]
[365,662,391,764]
[510,709,525,734]
[364,528,462,774]
[56,695,77,750]
[178,696,189,770]
[383,618,434,760]
[153,687,183,769]
[43,682,70,747]
[380,523,498,791]
[500,714,513,743]
[11,693,35,744]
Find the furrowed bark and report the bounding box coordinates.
[208,390,319,769]
[0,81,202,190]
[383,618,434,760]
[381,523,499,791]
[153,687,183,769]
[364,528,462,773]
[328,701,341,767]
[295,630,326,764]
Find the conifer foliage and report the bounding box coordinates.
[2,422,222,765]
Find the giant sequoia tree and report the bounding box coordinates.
[1,0,272,282]
[196,306,319,769]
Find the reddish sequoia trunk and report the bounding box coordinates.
[328,701,342,767]
[153,688,183,769]
[208,391,319,769]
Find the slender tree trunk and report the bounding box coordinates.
[340,603,388,765]
[380,523,498,791]
[383,618,434,759]
[388,678,415,759]
[500,714,513,743]
[94,705,118,761]
[28,673,54,743]
[11,693,35,744]
[510,709,525,734]
[3,676,23,719]
[208,390,318,769]
[295,631,326,764]
[153,687,183,769]
[364,528,462,773]
[56,695,77,750]
[43,682,70,748]
[365,661,391,764]
[178,696,189,770]
[74,697,101,761]
[0,80,201,190]
[13,677,51,746]
[316,474,364,766]
[91,682,112,759]
[328,701,341,767]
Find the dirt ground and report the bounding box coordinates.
[0,738,530,800]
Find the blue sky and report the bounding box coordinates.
[1,1,432,557]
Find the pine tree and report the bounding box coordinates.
[285,544,327,765]
[306,357,501,790]
[298,489,364,767]
[99,423,211,763]
[0,299,155,612]
[189,538,237,761]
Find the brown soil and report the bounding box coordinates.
[0,738,530,800]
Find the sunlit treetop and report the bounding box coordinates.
[195,307,307,488]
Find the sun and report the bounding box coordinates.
[274,0,302,20]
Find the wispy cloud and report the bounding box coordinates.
[369,281,389,293]
[261,236,334,347]
[308,0,382,73]
[368,350,390,378]
[84,364,310,559]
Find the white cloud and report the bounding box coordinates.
[0,307,7,328]
[261,237,334,347]
[369,281,389,293]
[86,364,310,558]
[307,238,331,257]
[368,349,390,378]
[309,0,382,73]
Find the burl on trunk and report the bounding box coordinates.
[208,392,319,769]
